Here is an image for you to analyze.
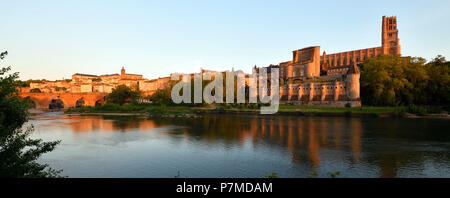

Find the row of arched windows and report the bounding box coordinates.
[290,85,346,91]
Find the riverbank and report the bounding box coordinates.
[63,104,450,119]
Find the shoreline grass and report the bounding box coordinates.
[65,103,448,118]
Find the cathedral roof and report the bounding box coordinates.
[73,73,99,77]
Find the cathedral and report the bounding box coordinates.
[270,16,401,107]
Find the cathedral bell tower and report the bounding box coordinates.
[121,66,126,78]
[382,16,401,56]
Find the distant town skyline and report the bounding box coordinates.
[1,0,450,80]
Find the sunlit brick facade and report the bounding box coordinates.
[268,16,400,107]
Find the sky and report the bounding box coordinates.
[1,0,450,80]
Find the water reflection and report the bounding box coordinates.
[30,113,450,178]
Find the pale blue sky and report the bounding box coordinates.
[1,0,449,80]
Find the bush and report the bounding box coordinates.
[55,87,66,91]
[29,88,41,93]
[393,107,407,117]
[146,106,167,115]
[393,105,443,116]
[96,102,121,111]
[106,85,141,105]
[66,103,156,113]
[150,89,173,106]
[214,106,226,112]
[407,104,427,116]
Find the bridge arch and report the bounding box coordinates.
[19,92,108,109]
[95,100,104,106]
[49,98,64,109]
[76,98,85,108]
[29,100,36,109]
[23,96,37,109]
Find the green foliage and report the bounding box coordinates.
[432,55,446,64]
[106,85,141,105]
[307,171,318,178]
[29,88,41,93]
[406,104,427,116]
[327,171,341,178]
[216,103,260,111]
[151,88,173,106]
[55,87,66,91]
[97,103,123,111]
[306,171,342,178]
[65,102,172,115]
[361,55,426,105]
[150,79,202,107]
[214,105,226,112]
[15,79,44,87]
[146,106,167,115]
[393,105,443,116]
[423,55,450,106]
[361,55,449,107]
[95,103,146,112]
[153,76,241,107]
[393,107,407,117]
[265,172,278,178]
[1,53,62,177]
[91,78,102,82]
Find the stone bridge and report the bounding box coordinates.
[20,92,108,109]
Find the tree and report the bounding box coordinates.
[424,55,450,106]
[432,55,446,64]
[106,85,141,105]
[29,88,42,93]
[0,51,62,177]
[150,88,172,106]
[360,55,429,106]
[91,78,102,82]
[360,55,449,106]
[15,79,44,87]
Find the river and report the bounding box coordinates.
[28,112,450,178]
